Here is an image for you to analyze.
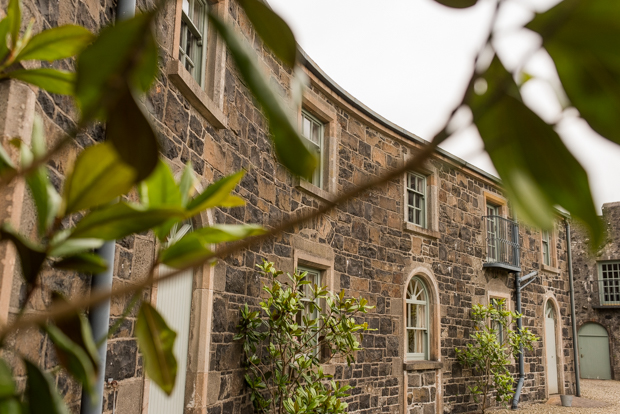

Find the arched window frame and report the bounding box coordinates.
[406,277,430,361]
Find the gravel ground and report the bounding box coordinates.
[491,379,620,414]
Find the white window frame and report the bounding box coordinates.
[406,277,429,361]
[297,266,322,356]
[486,203,500,262]
[542,230,550,266]
[179,0,208,86]
[406,172,426,228]
[301,110,324,189]
[598,261,620,305]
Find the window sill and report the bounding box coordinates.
[295,178,337,204]
[166,59,227,129]
[592,305,620,309]
[403,360,443,371]
[403,222,440,239]
[541,264,560,274]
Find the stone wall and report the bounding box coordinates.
[572,202,620,380]
[0,0,579,413]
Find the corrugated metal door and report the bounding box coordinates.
[148,265,193,413]
[545,303,559,394]
[579,323,612,380]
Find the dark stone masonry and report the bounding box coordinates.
[0,0,599,413]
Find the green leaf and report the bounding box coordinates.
[7,0,20,49]
[75,12,157,120]
[53,253,108,273]
[136,303,177,395]
[69,202,184,240]
[159,224,265,268]
[0,359,15,399]
[0,17,11,64]
[62,142,136,215]
[15,25,94,62]
[0,143,15,174]
[8,68,75,95]
[106,85,159,182]
[0,223,46,289]
[186,170,245,214]
[140,161,181,209]
[237,0,297,68]
[19,117,60,235]
[48,236,104,257]
[472,58,603,245]
[0,398,21,414]
[526,0,620,147]
[179,162,195,207]
[433,0,478,8]
[45,324,97,396]
[208,12,317,179]
[24,359,69,414]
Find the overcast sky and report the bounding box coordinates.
[267,0,620,212]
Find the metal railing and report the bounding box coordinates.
[597,278,620,306]
[483,215,520,270]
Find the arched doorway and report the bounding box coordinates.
[545,301,559,394]
[579,323,612,380]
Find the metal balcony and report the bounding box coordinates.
[483,215,520,272]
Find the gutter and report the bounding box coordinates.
[565,218,581,396]
[511,222,524,410]
[80,1,135,413]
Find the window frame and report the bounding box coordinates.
[490,297,505,345]
[300,110,325,189]
[486,203,500,262]
[406,172,427,228]
[541,230,551,266]
[406,277,430,361]
[598,261,620,306]
[179,0,208,87]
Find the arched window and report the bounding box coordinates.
[406,277,429,360]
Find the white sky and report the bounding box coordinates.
[267,0,620,212]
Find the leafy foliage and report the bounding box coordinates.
[235,261,372,413]
[454,301,538,413]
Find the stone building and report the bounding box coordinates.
[572,202,620,382]
[0,0,583,413]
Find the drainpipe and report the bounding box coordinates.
[80,1,135,413]
[512,221,524,410]
[565,219,581,396]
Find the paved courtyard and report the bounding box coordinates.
[493,379,620,413]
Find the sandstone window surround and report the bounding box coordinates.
[487,291,512,346]
[540,226,560,274]
[166,0,227,129]
[402,267,442,371]
[294,89,338,204]
[402,159,439,239]
[483,190,508,263]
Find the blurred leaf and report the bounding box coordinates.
[0,398,21,414]
[8,68,75,95]
[45,324,97,396]
[106,84,159,182]
[24,360,69,414]
[69,202,184,240]
[0,143,14,174]
[208,12,317,179]
[140,161,181,209]
[7,0,20,49]
[238,0,297,68]
[62,142,136,215]
[136,303,177,395]
[53,253,107,273]
[0,359,15,399]
[186,170,245,214]
[160,224,265,268]
[15,25,94,62]
[52,295,99,370]
[130,27,158,92]
[179,162,195,207]
[0,223,46,288]
[19,117,60,235]
[433,0,478,9]
[48,235,104,257]
[0,18,11,66]
[471,58,603,244]
[526,0,620,146]
[75,12,157,120]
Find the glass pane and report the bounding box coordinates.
[182,0,189,14]
[193,0,204,29]
[408,207,414,223]
[302,117,311,138]
[311,122,320,145]
[417,305,426,328]
[413,330,424,353]
[407,330,416,353]
[408,304,417,327]
[415,210,420,224]
[415,195,421,208]
[417,177,424,193]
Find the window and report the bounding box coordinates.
[301,110,324,188]
[542,230,550,266]
[406,277,429,360]
[486,203,499,262]
[179,0,207,86]
[406,172,426,227]
[598,261,620,305]
[490,298,505,345]
[297,266,322,355]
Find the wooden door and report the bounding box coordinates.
[579,323,612,380]
[545,302,559,394]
